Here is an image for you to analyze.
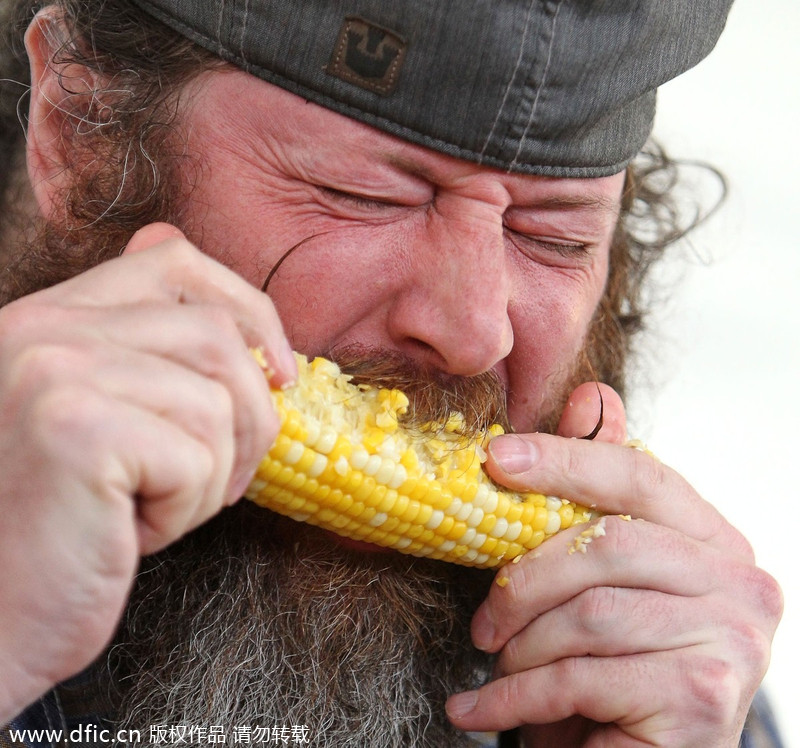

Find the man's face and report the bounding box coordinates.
[22,62,626,745]
[174,68,625,434]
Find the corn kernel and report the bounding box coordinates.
[246,352,600,568]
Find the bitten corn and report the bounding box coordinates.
[246,353,598,568]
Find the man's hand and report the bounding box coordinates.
[446,383,782,747]
[0,224,295,724]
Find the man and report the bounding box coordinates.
[0,0,783,746]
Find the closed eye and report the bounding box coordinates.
[316,185,403,209]
[506,229,590,260]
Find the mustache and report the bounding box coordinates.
[326,344,511,436]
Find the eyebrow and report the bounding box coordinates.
[385,154,438,181]
[525,192,622,215]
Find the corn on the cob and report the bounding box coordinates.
[245,353,598,569]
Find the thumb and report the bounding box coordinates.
[124,222,187,255]
[556,382,627,444]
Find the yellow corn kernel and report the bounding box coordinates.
[246,352,599,569]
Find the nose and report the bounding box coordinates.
[386,203,514,377]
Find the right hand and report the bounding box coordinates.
[0,223,296,723]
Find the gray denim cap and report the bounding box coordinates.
[129,0,733,178]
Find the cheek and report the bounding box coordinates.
[177,170,402,349]
[260,229,406,351]
[505,267,607,426]
[513,268,604,359]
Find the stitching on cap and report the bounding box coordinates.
[216,0,226,57]
[479,0,537,160]
[509,0,564,170]
[239,0,251,64]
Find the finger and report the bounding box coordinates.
[123,231,295,385]
[40,340,273,504]
[124,222,187,253]
[446,647,735,741]
[484,433,741,551]
[494,586,705,676]
[130,412,232,555]
[556,382,627,444]
[6,302,279,502]
[26,383,232,555]
[34,231,297,386]
[471,515,726,651]
[75,302,278,498]
[105,355,240,505]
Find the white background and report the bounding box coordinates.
[637,0,799,743]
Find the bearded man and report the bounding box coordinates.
[0,1,783,746]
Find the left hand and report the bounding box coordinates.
[446,383,783,747]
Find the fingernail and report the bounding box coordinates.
[446,690,478,720]
[471,612,496,652]
[280,344,298,382]
[488,436,538,474]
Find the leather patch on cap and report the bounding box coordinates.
[327,16,407,96]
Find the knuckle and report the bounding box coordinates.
[713,519,755,561]
[594,512,640,558]
[156,443,218,520]
[626,449,667,499]
[551,656,583,694]
[28,384,106,449]
[190,445,218,494]
[187,392,236,469]
[191,307,245,368]
[497,629,532,676]
[682,656,740,723]
[154,238,216,294]
[11,343,81,393]
[561,440,589,483]
[157,235,203,269]
[745,565,784,628]
[496,562,538,617]
[728,620,773,677]
[198,303,240,335]
[200,303,240,337]
[486,672,526,716]
[573,586,619,638]
[202,378,236,430]
[759,571,785,625]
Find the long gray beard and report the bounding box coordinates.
[108,503,494,747]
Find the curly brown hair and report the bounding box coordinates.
[0,0,722,402]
